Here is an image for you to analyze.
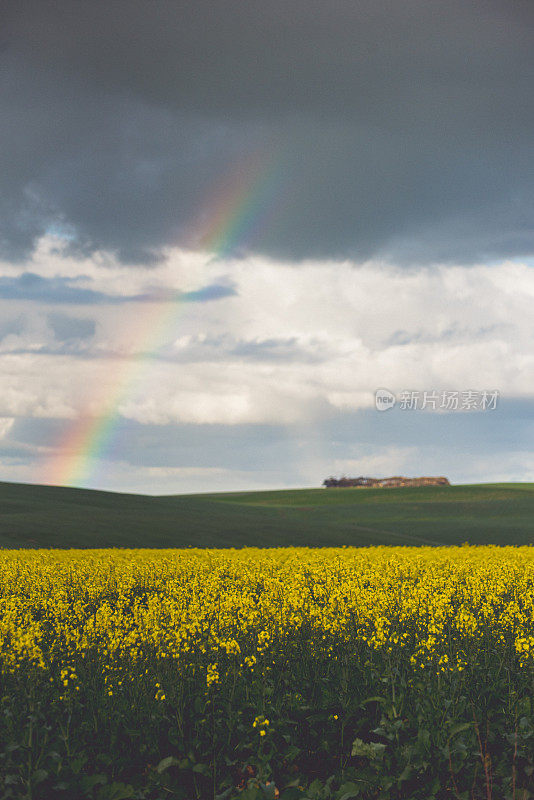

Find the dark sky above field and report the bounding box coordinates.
[2,0,534,264]
[0,0,533,492]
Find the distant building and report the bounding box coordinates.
[322,475,450,488]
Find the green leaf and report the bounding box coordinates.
[417,728,431,749]
[397,765,412,785]
[351,738,386,760]
[71,756,87,775]
[80,774,107,793]
[359,696,386,707]
[307,778,323,798]
[285,745,302,761]
[336,781,362,799]
[156,756,180,774]
[215,788,234,800]
[447,723,472,738]
[239,786,263,800]
[279,790,306,800]
[32,769,48,785]
[97,784,135,800]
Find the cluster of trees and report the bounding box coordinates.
[322,476,450,488]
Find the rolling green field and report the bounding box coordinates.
[0,480,533,548]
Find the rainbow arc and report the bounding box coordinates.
[41,148,288,487]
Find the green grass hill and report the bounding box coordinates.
[0,480,533,548]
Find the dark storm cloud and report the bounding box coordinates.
[1,0,533,264]
[0,273,236,304]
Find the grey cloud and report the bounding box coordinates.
[0,273,236,305]
[0,315,24,341]
[0,331,315,363]
[0,273,109,304]
[385,323,509,348]
[1,1,533,264]
[0,445,37,465]
[227,336,333,363]
[8,397,534,491]
[168,334,329,364]
[180,284,236,303]
[48,313,96,342]
[12,417,292,473]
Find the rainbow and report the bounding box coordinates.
[41,148,288,488]
[194,148,287,258]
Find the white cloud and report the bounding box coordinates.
[0,418,14,438]
[451,451,534,484]
[328,447,418,477]
[0,240,533,428]
[69,461,298,495]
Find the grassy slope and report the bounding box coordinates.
[0,480,533,548]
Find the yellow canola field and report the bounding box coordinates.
[1,546,534,683]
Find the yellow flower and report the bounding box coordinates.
[206,664,219,687]
[0,544,533,716]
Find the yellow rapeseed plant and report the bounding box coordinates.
[1,546,534,689]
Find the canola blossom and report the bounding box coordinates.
[2,546,534,798]
[1,546,534,679]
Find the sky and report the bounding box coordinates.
[0,0,533,494]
